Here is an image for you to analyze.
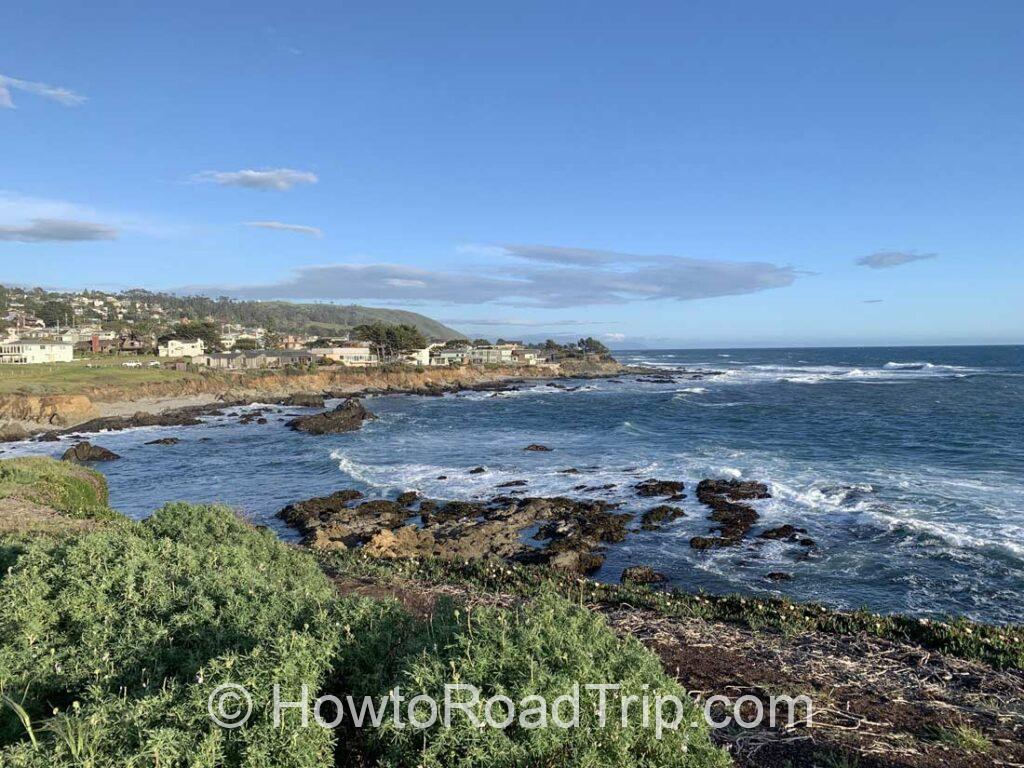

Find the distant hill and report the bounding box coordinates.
[0,284,466,341]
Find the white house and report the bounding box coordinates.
[310,345,380,366]
[0,341,74,364]
[157,338,206,358]
[404,343,443,367]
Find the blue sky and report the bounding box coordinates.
[2,1,1022,347]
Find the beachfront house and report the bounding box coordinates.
[195,350,320,370]
[0,341,74,365]
[157,339,206,358]
[310,345,380,367]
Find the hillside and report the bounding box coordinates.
[0,285,466,341]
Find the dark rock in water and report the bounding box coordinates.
[758,524,806,541]
[524,444,553,452]
[256,417,268,424]
[145,437,180,446]
[287,398,375,435]
[396,490,420,506]
[696,478,770,502]
[468,466,487,474]
[766,572,794,582]
[635,478,685,497]
[559,468,581,474]
[61,441,120,463]
[621,566,667,584]
[640,505,685,531]
[436,475,448,480]
[418,499,438,516]
[636,376,675,383]
[686,477,772,548]
[284,392,325,408]
[797,537,816,547]
[497,480,528,488]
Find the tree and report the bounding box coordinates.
[37,300,74,327]
[471,338,491,347]
[352,323,427,362]
[159,321,223,352]
[578,337,610,356]
[232,337,259,351]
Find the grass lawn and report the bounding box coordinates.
[0,356,201,396]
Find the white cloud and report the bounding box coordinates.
[856,251,937,269]
[0,74,86,108]
[0,192,166,242]
[186,244,801,308]
[193,168,318,191]
[243,220,323,237]
[604,332,627,342]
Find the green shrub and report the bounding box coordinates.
[0,503,340,767]
[0,458,116,521]
[335,590,729,768]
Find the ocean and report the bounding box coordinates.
[6,345,1022,624]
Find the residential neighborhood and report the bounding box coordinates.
[0,284,603,371]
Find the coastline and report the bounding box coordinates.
[0,357,628,441]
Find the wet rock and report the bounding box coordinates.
[287,398,375,435]
[256,417,268,424]
[559,468,581,474]
[766,572,794,582]
[635,479,686,498]
[497,480,528,488]
[284,392,325,408]
[640,505,685,531]
[396,490,420,506]
[524,444,553,452]
[436,475,448,480]
[621,566,667,585]
[145,437,180,446]
[277,489,365,534]
[797,537,816,547]
[696,479,770,502]
[61,441,120,463]
[758,524,806,541]
[468,466,487,474]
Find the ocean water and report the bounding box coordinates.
[5,345,1023,624]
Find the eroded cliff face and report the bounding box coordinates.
[0,395,98,434]
[0,360,626,438]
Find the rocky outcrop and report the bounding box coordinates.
[279,491,632,576]
[283,392,325,408]
[640,505,685,531]
[524,444,553,452]
[287,398,375,435]
[634,479,686,498]
[145,437,180,446]
[61,441,121,463]
[690,478,770,550]
[621,566,667,585]
[39,402,232,440]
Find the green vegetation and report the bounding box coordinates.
[0,356,199,396]
[0,457,116,521]
[0,503,340,767]
[923,723,992,752]
[352,322,428,361]
[157,320,223,351]
[321,553,1024,671]
[335,591,728,767]
[0,463,730,767]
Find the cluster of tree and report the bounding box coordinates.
[157,321,223,352]
[529,337,611,359]
[351,322,427,362]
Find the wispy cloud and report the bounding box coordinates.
[243,220,323,237]
[192,168,318,191]
[0,74,86,109]
[0,218,116,242]
[856,251,937,269]
[184,244,801,308]
[862,299,884,304]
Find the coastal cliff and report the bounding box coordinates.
[0,358,626,439]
